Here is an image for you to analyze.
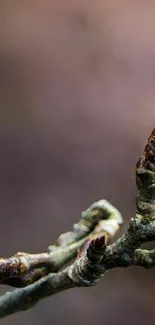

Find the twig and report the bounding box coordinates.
[0,200,122,288]
[0,127,155,319]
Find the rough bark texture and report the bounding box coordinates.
[1,3,155,324]
[0,128,155,319]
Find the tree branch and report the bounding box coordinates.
[0,127,155,319]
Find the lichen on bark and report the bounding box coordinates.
[0,128,155,319]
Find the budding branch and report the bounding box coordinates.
[0,128,155,319]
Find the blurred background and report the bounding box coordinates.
[0,0,155,324]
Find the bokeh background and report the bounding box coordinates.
[0,0,155,324]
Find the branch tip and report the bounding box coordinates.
[0,127,155,319]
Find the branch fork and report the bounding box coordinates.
[0,128,155,319]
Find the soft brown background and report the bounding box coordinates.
[0,0,155,324]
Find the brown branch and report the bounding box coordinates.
[0,128,155,319]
